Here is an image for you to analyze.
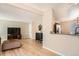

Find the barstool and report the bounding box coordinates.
[75,26,79,35]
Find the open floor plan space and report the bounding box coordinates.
[2,39,59,56]
[0,3,79,56]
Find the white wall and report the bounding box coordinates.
[0,4,42,40]
[32,16,42,39]
[50,4,79,22]
[0,20,29,43]
[43,34,79,56]
[43,8,79,56]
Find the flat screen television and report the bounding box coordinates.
[8,27,21,35]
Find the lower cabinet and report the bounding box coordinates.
[35,32,43,41]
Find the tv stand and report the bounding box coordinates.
[8,27,21,40]
[8,34,21,39]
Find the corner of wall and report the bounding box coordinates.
[43,46,64,56]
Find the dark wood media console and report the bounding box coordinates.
[7,27,21,39]
[8,34,21,39]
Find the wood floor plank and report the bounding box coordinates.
[2,39,59,56]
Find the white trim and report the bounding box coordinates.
[0,17,30,23]
[59,18,76,22]
[9,3,43,15]
[43,46,65,56]
[29,23,32,39]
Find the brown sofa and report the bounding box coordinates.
[2,39,22,51]
[0,44,1,55]
[0,44,1,51]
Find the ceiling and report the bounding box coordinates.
[31,3,79,20]
[0,3,79,22]
[0,3,42,23]
[9,3,76,14]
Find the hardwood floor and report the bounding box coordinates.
[2,39,59,56]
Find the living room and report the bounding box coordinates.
[0,3,43,55]
[0,3,79,56]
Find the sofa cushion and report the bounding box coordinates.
[0,44,1,55]
[2,39,22,51]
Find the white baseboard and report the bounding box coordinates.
[43,46,64,56]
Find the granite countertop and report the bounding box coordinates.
[50,33,79,36]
